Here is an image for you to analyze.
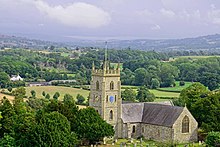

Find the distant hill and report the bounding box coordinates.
[0,34,68,50]
[1,34,220,52]
[67,34,220,52]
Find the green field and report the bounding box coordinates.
[149,89,179,98]
[122,85,180,98]
[157,81,192,92]
[170,55,220,61]
[61,52,71,57]
[25,86,90,100]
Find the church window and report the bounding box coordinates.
[115,95,117,102]
[110,110,113,120]
[110,81,114,90]
[96,81,99,90]
[132,125,136,133]
[182,116,189,133]
[106,95,108,102]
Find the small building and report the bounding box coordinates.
[27,82,50,87]
[10,74,23,81]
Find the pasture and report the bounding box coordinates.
[157,81,192,92]
[0,93,15,102]
[149,89,180,98]
[25,86,90,100]
[122,85,180,98]
[169,55,220,61]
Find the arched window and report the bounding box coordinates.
[132,125,136,133]
[110,81,114,90]
[109,110,113,120]
[182,116,189,133]
[96,81,99,90]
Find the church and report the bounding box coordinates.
[89,55,198,143]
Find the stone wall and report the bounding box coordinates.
[172,107,198,143]
[142,124,172,142]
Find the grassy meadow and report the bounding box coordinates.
[0,93,15,102]
[25,86,90,100]
[149,89,180,98]
[157,81,192,92]
[122,85,180,98]
[169,55,220,62]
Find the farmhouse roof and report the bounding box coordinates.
[122,103,184,127]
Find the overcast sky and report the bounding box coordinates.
[1,0,220,41]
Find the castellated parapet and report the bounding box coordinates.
[92,61,120,77]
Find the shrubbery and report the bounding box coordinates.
[205,132,220,147]
[179,81,185,86]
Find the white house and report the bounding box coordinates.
[10,74,23,81]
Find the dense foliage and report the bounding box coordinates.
[174,83,220,132]
[0,94,114,146]
[205,132,220,147]
[0,48,220,90]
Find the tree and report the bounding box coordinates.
[0,72,10,88]
[76,94,85,104]
[121,88,136,102]
[12,113,37,146]
[199,72,220,90]
[205,132,220,147]
[53,92,60,100]
[45,93,50,99]
[73,107,114,144]
[134,68,147,86]
[0,98,15,137]
[179,81,185,86]
[45,99,78,134]
[30,90,36,98]
[159,63,179,87]
[136,86,155,102]
[63,94,74,103]
[178,82,209,109]
[190,92,220,131]
[178,63,199,82]
[12,87,26,98]
[121,68,135,85]
[0,134,16,147]
[150,78,160,89]
[42,91,46,97]
[7,86,13,93]
[34,111,78,146]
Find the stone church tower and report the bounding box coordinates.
[89,47,122,136]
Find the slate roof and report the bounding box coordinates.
[122,103,184,127]
[122,103,144,123]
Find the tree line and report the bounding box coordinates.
[0,48,220,90]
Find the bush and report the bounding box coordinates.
[179,81,185,86]
[205,132,220,147]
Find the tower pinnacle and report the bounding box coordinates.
[104,41,108,62]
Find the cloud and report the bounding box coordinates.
[151,24,161,30]
[160,8,175,18]
[33,0,111,28]
[208,9,220,25]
